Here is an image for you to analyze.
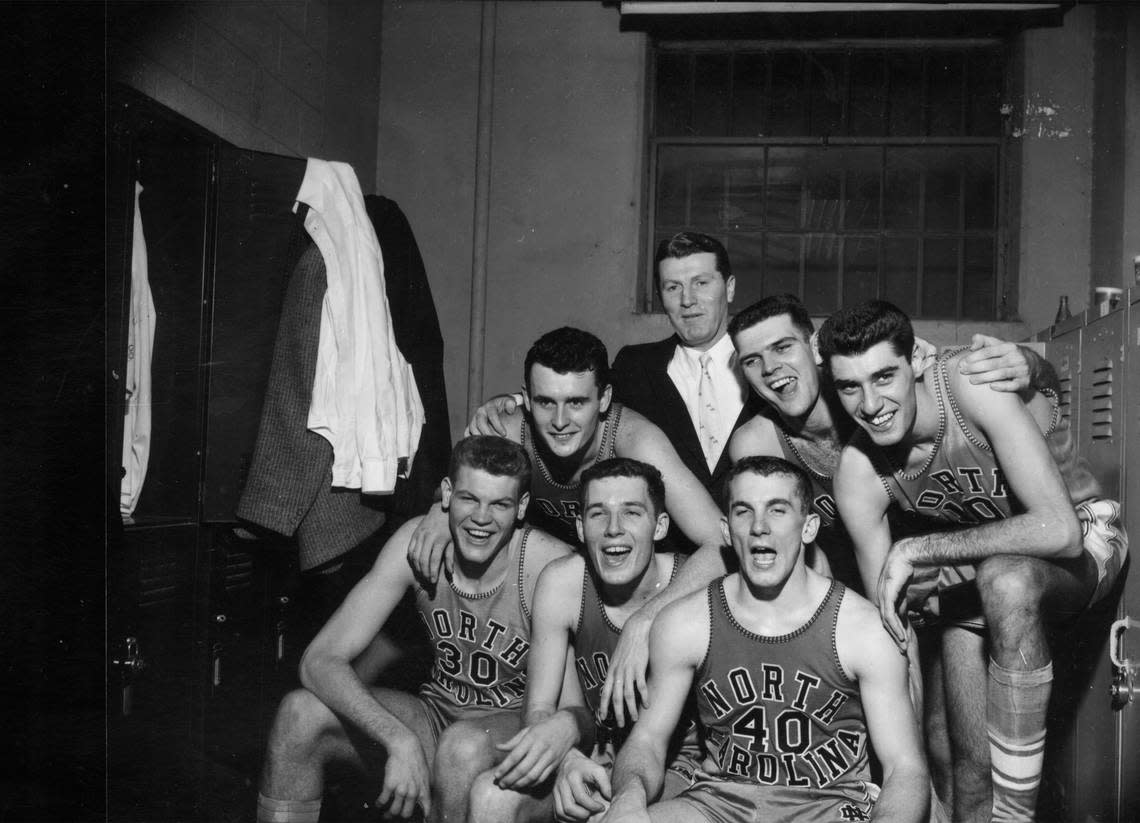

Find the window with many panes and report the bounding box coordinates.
[647,43,1008,320]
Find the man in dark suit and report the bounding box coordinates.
[609,232,763,551]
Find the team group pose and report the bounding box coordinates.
[256,232,1127,823]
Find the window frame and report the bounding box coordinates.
[640,39,1015,321]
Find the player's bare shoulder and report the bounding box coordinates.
[653,582,714,664]
[728,413,782,461]
[834,583,901,679]
[521,526,576,604]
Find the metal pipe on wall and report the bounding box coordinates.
[466,0,497,417]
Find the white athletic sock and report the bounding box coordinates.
[256,793,321,823]
[987,659,1051,823]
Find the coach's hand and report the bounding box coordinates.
[376,731,432,819]
[554,749,611,822]
[407,502,453,584]
[465,393,521,437]
[877,541,917,652]
[959,334,1031,392]
[598,611,650,729]
[493,710,580,790]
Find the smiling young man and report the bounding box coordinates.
[819,301,1128,823]
[599,456,929,823]
[257,436,573,823]
[467,458,703,823]
[410,327,727,729]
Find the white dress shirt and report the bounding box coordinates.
[667,332,747,468]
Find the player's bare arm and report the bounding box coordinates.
[601,594,709,823]
[836,593,930,823]
[494,554,591,790]
[299,518,433,815]
[600,410,724,727]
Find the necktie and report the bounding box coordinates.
[698,353,723,471]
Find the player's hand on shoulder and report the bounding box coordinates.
[554,749,611,822]
[465,392,522,437]
[375,730,432,819]
[407,501,453,585]
[958,334,1031,393]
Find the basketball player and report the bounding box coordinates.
[468,457,702,823]
[257,436,573,823]
[599,456,929,823]
[820,300,1128,823]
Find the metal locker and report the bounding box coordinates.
[1048,311,1085,437]
[1116,290,1140,823]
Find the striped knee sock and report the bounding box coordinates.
[987,659,1051,823]
[256,793,321,823]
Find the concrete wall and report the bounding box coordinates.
[109,0,383,185]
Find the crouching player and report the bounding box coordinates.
[601,456,929,823]
[257,436,572,822]
[470,458,703,822]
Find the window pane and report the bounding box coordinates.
[883,237,919,316]
[727,234,765,306]
[804,151,841,231]
[962,147,996,230]
[693,54,732,137]
[766,148,807,229]
[843,236,880,308]
[725,162,766,230]
[804,234,839,314]
[808,52,845,136]
[884,149,922,231]
[922,238,959,317]
[764,234,802,297]
[967,49,1003,136]
[887,53,924,136]
[655,52,691,136]
[927,52,964,136]
[849,52,887,136]
[924,155,961,232]
[769,52,807,136]
[655,148,693,227]
[962,237,995,319]
[732,53,767,137]
[846,157,882,231]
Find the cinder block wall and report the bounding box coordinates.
[108,1,383,185]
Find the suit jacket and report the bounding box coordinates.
[610,335,764,551]
[236,196,450,571]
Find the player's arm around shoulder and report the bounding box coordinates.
[614,408,723,550]
[835,591,929,823]
[727,413,782,462]
[522,528,577,611]
[944,352,1081,556]
[833,441,894,599]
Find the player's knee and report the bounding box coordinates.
[269,688,338,754]
[467,770,521,823]
[976,556,1045,614]
[435,720,498,777]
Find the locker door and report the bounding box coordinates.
[201,148,307,522]
[1118,291,1140,823]
[1063,307,1126,822]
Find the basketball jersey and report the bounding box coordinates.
[572,554,702,765]
[871,347,1087,537]
[695,578,876,819]
[415,527,533,716]
[521,403,624,545]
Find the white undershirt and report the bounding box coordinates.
[667,333,747,465]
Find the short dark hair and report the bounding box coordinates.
[448,435,532,497]
[727,294,815,344]
[579,457,666,516]
[816,300,914,364]
[524,327,609,395]
[653,231,732,292]
[722,455,813,514]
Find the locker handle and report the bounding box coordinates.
[1110,617,1138,672]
